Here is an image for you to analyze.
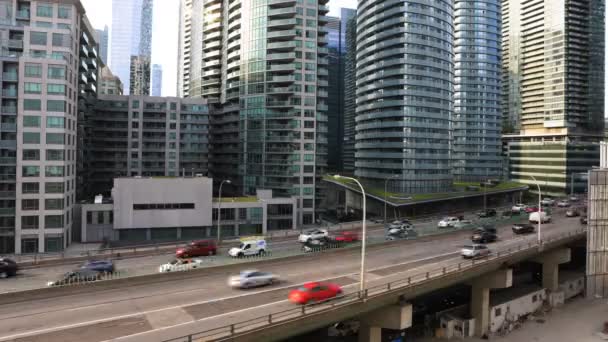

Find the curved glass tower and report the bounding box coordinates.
[453,0,502,181]
[355,0,454,193]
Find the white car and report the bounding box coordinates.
[529,211,551,223]
[541,198,555,206]
[298,229,328,243]
[228,270,279,288]
[461,244,491,259]
[511,203,527,212]
[557,200,570,207]
[228,239,268,257]
[438,217,459,228]
[569,196,579,202]
[158,258,204,273]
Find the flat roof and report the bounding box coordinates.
[490,284,544,307]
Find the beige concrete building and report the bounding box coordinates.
[99,65,122,95]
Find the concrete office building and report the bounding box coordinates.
[453,0,502,181]
[587,141,608,298]
[355,0,454,193]
[99,65,123,95]
[80,177,297,243]
[151,63,162,96]
[81,95,210,200]
[342,11,356,174]
[109,0,153,95]
[0,0,99,254]
[129,55,150,95]
[179,0,331,225]
[95,25,108,64]
[502,0,605,195]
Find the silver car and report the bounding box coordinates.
[228,270,279,289]
[461,244,491,259]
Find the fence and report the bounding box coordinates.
[163,227,587,342]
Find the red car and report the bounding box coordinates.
[524,206,539,213]
[176,240,217,258]
[288,282,343,304]
[333,231,359,242]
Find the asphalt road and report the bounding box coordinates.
[0,207,583,342]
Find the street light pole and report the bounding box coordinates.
[571,172,574,196]
[384,175,398,224]
[217,179,231,244]
[530,175,542,246]
[334,175,367,296]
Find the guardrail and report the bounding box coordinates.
[163,227,587,342]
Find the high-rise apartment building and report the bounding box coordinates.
[0,0,99,253]
[151,63,162,96]
[179,0,330,225]
[502,0,605,195]
[355,0,454,193]
[177,0,192,98]
[95,25,108,64]
[109,0,153,95]
[342,11,356,174]
[82,95,210,199]
[99,65,123,95]
[453,0,502,181]
[129,55,150,95]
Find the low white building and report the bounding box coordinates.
[489,285,546,333]
[80,177,297,243]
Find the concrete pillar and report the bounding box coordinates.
[176,227,182,240]
[532,248,571,291]
[470,268,513,337]
[358,304,412,342]
[262,202,268,234]
[358,323,381,342]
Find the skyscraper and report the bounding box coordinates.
[342,11,356,174]
[177,0,192,98]
[151,64,162,96]
[180,0,330,225]
[453,0,502,181]
[502,0,605,195]
[109,0,153,95]
[355,0,454,194]
[95,25,109,64]
[129,55,150,95]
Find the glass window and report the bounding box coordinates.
[52,33,69,47]
[22,182,39,194]
[45,198,63,210]
[46,150,64,161]
[47,84,65,95]
[56,23,70,30]
[22,149,40,160]
[47,100,65,112]
[24,82,41,94]
[45,165,64,177]
[45,182,63,193]
[45,215,63,229]
[30,31,47,45]
[46,133,64,145]
[22,166,40,177]
[36,3,53,17]
[46,117,64,128]
[22,199,39,210]
[57,5,70,19]
[132,100,139,109]
[23,132,40,144]
[21,216,39,229]
[45,237,62,252]
[35,21,52,28]
[23,116,41,127]
[48,65,66,79]
[25,63,42,77]
[23,99,41,111]
[86,211,92,224]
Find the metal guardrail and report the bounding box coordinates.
[163,227,587,342]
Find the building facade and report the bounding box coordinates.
[129,55,150,95]
[355,0,454,194]
[179,0,331,225]
[342,11,356,174]
[177,0,192,98]
[109,0,153,95]
[99,65,123,95]
[502,0,605,195]
[82,95,210,199]
[0,0,99,254]
[95,25,108,64]
[151,63,162,96]
[452,0,502,181]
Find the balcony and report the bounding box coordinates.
[268,63,295,72]
[8,40,23,49]
[267,86,295,94]
[0,157,15,164]
[268,18,297,28]
[267,75,295,83]
[0,208,15,216]
[80,45,89,57]
[266,99,292,107]
[269,0,296,5]
[89,46,98,58]
[1,106,16,114]
[86,57,97,69]
[2,89,16,97]
[268,7,296,17]
[267,41,297,50]
[15,9,30,20]
[2,73,17,82]
[267,30,296,39]
[267,52,296,61]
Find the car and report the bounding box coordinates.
[461,244,491,259]
[541,198,555,206]
[288,281,343,304]
[328,321,360,337]
[176,240,217,258]
[471,230,497,243]
[477,209,497,218]
[529,211,551,223]
[159,258,204,273]
[566,208,580,217]
[453,219,473,228]
[438,217,460,228]
[47,269,103,287]
[0,258,17,278]
[569,196,579,202]
[298,229,328,243]
[228,270,279,289]
[524,206,539,213]
[331,231,359,242]
[512,223,535,234]
[580,216,588,224]
[301,238,329,252]
[371,218,384,224]
[386,225,417,240]
[511,203,527,212]
[557,200,570,208]
[228,238,267,257]
[81,260,114,273]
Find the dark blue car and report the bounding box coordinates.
[81,260,115,273]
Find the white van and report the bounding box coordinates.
[228,238,268,257]
[529,211,551,223]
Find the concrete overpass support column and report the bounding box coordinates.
[358,304,412,342]
[470,268,513,337]
[532,248,571,306]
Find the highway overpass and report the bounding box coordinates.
[0,209,585,342]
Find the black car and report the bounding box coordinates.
[477,209,497,218]
[81,260,115,273]
[47,269,103,286]
[471,230,497,243]
[512,223,535,234]
[0,258,17,278]
[580,216,588,225]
